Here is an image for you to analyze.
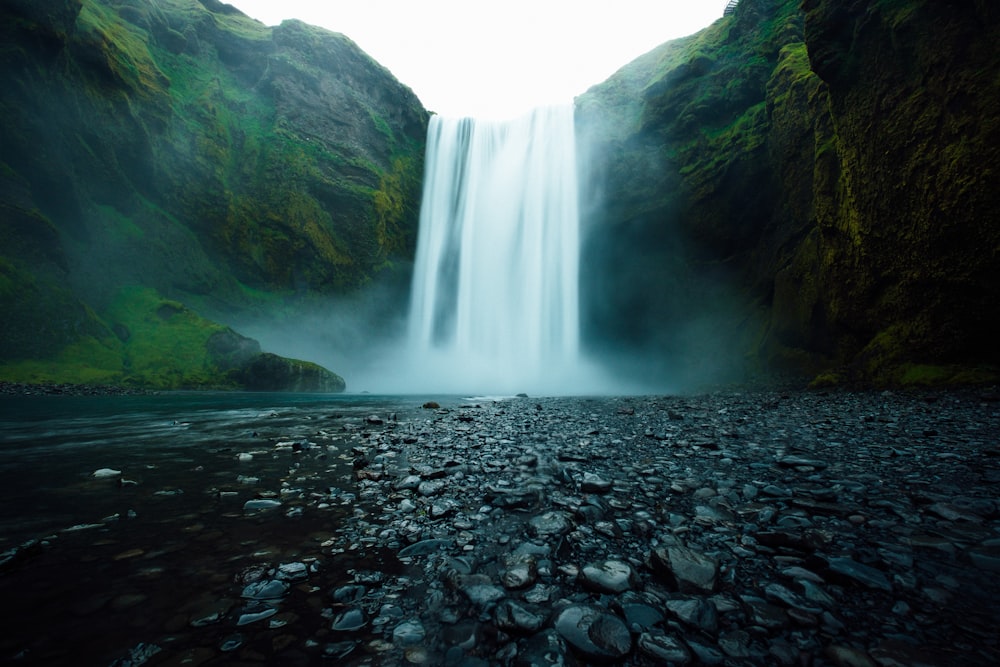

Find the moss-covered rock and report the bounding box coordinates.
[231,352,346,393]
[0,0,427,389]
[577,0,1000,387]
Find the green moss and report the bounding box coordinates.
[76,0,169,99]
[104,285,235,388]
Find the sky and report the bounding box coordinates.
[225,1,732,119]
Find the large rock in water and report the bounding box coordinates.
[233,353,345,393]
[576,0,1000,386]
[0,0,426,388]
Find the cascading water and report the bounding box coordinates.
[406,105,583,393]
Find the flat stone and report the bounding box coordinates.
[554,605,632,662]
[649,545,718,593]
[778,456,828,469]
[826,557,892,592]
[664,598,718,634]
[580,473,612,493]
[243,499,282,511]
[241,579,290,600]
[332,607,367,632]
[529,511,572,538]
[580,560,635,593]
[638,632,692,664]
[398,538,453,558]
[969,547,1000,572]
[392,620,426,647]
[494,599,545,633]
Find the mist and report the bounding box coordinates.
[237,103,759,397]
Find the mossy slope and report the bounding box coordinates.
[577,0,1000,386]
[0,0,427,389]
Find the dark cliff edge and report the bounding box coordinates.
[577,0,1000,387]
[0,0,428,390]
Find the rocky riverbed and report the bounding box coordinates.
[1,389,999,666]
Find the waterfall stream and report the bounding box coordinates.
[407,106,582,393]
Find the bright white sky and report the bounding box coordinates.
[225,1,731,119]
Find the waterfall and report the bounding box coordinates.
[407,105,582,393]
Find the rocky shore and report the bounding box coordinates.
[0,381,154,396]
[2,388,999,666]
[331,390,1000,666]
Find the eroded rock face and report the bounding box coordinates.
[576,0,1000,386]
[0,0,426,387]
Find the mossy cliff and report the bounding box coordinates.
[0,0,427,389]
[577,0,1000,386]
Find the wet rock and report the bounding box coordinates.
[664,597,718,634]
[331,607,367,632]
[243,499,282,511]
[237,607,277,626]
[554,605,632,662]
[825,644,876,666]
[495,599,546,633]
[617,601,665,632]
[323,641,358,660]
[580,473,612,493]
[969,546,1000,572]
[398,538,453,557]
[649,545,718,592]
[823,556,893,592]
[392,619,426,647]
[580,559,636,593]
[778,456,828,469]
[331,584,366,603]
[503,554,538,590]
[638,631,691,663]
[395,475,422,490]
[241,579,290,600]
[276,562,308,581]
[515,629,569,667]
[529,511,572,538]
[461,583,506,610]
[417,479,445,496]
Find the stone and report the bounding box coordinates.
[554,606,632,662]
[528,511,572,538]
[494,599,545,633]
[649,545,718,592]
[241,579,290,600]
[580,560,636,593]
[243,499,282,511]
[580,473,612,493]
[664,598,718,634]
[502,554,538,590]
[393,620,426,647]
[398,538,453,557]
[332,607,367,632]
[825,557,893,592]
[638,632,692,664]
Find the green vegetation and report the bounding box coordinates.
[0,0,427,389]
[578,0,1000,387]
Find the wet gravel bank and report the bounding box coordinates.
[2,389,999,666]
[0,381,154,396]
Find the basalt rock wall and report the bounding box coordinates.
[577,0,1000,386]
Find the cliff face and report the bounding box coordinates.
[0,0,428,388]
[577,0,1000,385]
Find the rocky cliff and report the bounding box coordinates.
[0,0,428,389]
[577,0,1000,386]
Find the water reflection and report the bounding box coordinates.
[0,392,427,665]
